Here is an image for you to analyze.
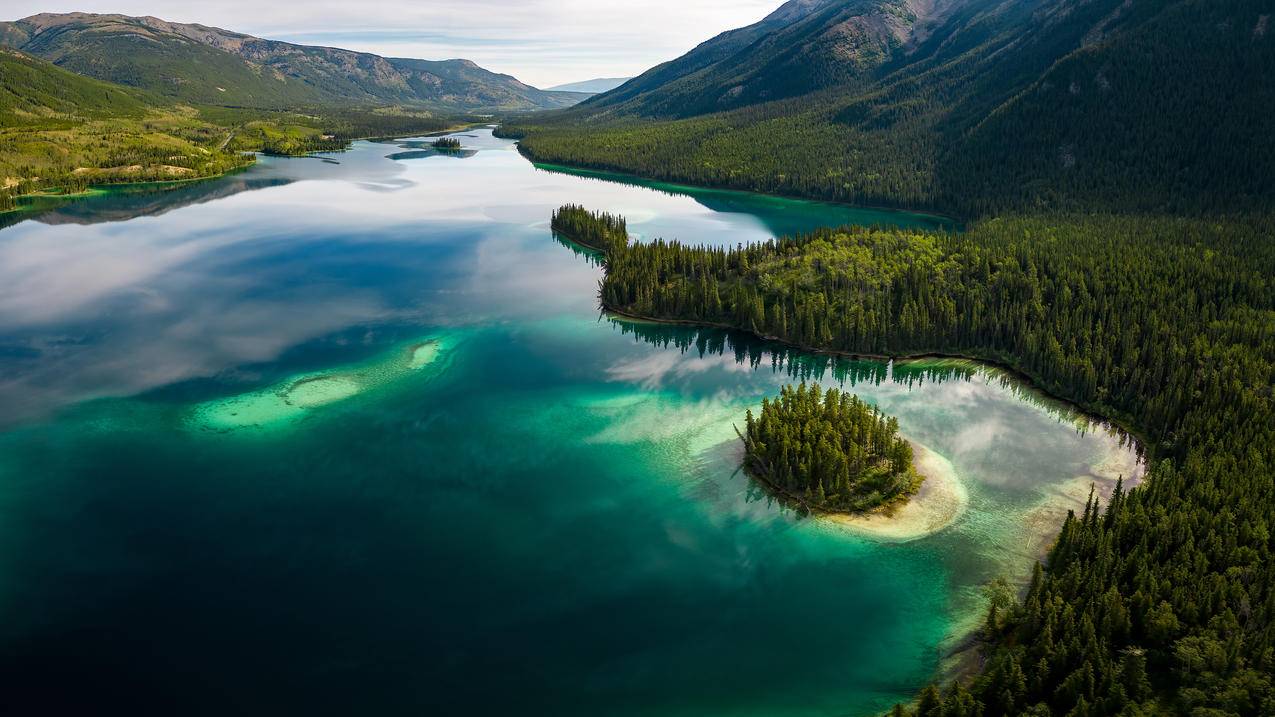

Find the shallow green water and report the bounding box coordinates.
[0,129,1137,715]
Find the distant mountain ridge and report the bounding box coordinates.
[581,0,964,117]
[547,78,633,94]
[0,13,588,112]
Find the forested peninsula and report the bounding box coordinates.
[552,205,1275,715]
[550,204,629,253]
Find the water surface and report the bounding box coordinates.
[0,129,1136,716]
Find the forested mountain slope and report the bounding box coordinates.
[0,49,250,206]
[0,47,148,121]
[582,0,965,118]
[502,0,1274,217]
[0,13,586,112]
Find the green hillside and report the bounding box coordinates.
[0,50,466,209]
[0,49,250,207]
[502,0,1275,217]
[0,13,585,113]
[0,47,148,121]
[389,58,589,112]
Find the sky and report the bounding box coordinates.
[5,1,785,87]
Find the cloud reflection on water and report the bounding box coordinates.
[0,129,956,427]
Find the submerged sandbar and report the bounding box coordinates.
[188,337,450,432]
[822,442,968,543]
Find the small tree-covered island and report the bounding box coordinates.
[743,383,921,514]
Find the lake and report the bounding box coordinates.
[0,129,1138,716]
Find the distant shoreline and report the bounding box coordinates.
[2,124,479,217]
[1,164,252,215]
[520,148,963,229]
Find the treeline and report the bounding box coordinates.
[562,208,1275,715]
[743,382,916,512]
[219,109,468,157]
[550,204,629,254]
[504,102,943,212]
[432,137,462,150]
[608,320,989,392]
[604,320,1113,436]
[310,109,470,145]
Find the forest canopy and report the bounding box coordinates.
[551,207,1275,716]
[551,204,629,254]
[743,383,918,513]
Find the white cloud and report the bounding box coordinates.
[4,1,783,87]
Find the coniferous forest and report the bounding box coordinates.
[503,1,1274,220]
[743,383,918,513]
[3,1,1273,714]
[557,206,1275,715]
[550,204,630,254]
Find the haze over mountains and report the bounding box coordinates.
[0,12,587,112]
[546,78,633,94]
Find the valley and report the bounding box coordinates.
[0,2,1272,715]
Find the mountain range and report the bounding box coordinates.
[504,0,1274,218]
[546,77,633,94]
[0,13,587,112]
[579,0,959,117]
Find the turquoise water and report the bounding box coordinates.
[0,129,1137,715]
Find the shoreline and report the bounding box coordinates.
[551,227,613,255]
[820,442,968,542]
[932,443,1145,685]
[1,124,480,217]
[0,164,254,215]
[514,143,963,229]
[603,306,1149,454]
